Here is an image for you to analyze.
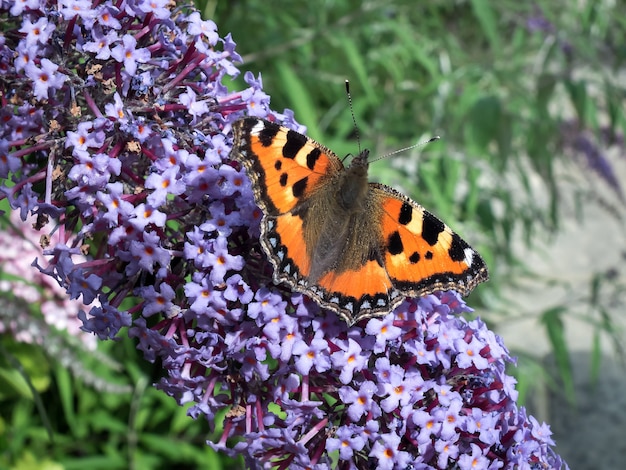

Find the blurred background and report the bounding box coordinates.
[2,1,624,468]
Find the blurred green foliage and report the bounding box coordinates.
[0,316,241,469]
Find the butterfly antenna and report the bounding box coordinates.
[368,136,441,163]
[345,80,362,155]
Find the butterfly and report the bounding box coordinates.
[230,117,488,325]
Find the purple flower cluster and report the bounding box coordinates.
[0,1,568,469]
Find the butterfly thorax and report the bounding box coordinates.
[337,149,370,212]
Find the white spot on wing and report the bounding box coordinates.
[463,248,474,266]
[250,120,265,136]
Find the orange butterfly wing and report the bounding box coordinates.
[232,118,342,216]
[232,118,343,281]
[373,184,488,299]
[314,257,399,321]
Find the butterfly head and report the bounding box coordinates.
[349,149,370,168]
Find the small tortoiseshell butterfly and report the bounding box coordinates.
[231,117,488,324]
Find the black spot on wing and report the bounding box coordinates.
[449,233,469,262]
[292,177,308,198]
[257,121,279,146]
[283,130,306,159]
[422,212,444,246]
[399,202,413,225]
[274,160,282,170]
[306,148,321,170]
[387,231,403,256]
[279,173,288,187]
[409,251,420,263]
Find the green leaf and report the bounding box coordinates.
[336,35,375,102]
[465,95,502,153]
[564,79,588,121]
[508,355,547,405]
[590,329,601,386]
[464,165,481,217]
[535,74,557,115]
[13,452,64,470]
[274,60,320,139]
[54,360,75,426]
[540,306,575,404]
[0,344,49,399]
[469,0,500,53]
